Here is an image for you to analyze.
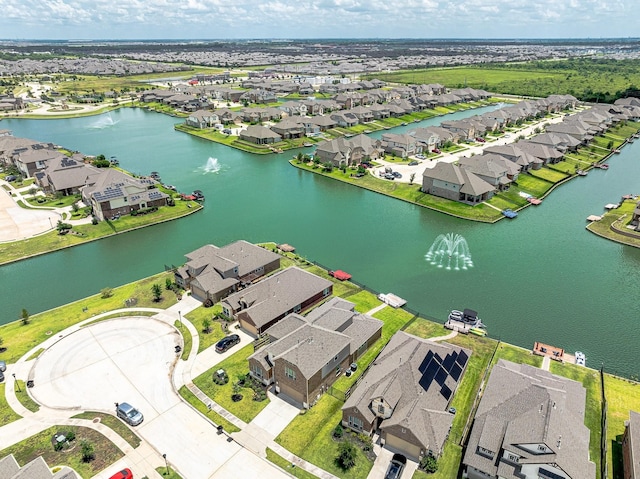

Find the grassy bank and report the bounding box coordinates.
[0,199,202,266]
[0,271,176,363]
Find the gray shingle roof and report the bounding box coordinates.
[627,410,640,479]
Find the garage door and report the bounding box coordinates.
[385,433,421,461]
[277,382,304,406]
[239,318,258,337]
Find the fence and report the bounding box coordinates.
[601,365,608,479]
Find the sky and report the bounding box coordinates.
[0,0,637,40]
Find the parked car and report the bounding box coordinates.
[476,137,486,143]
[116,402,144,426]
[408,161,419,166]
[223,128,232,134]
[215,334,240,353]
[415,154,426,160]
[384,174,396,180]
[432,148,441,154]
[4,175,17,182]
[392,172,402,178]
[0,371,4,383]
[449,407,457,415]
[0,360,6,372]
[385,454,406,479]
[109,468,133,479]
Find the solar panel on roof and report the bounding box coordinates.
[419,372,434,392]
[450,363,462,381]
[419,351,434,373]
[443,353,456,372]
[435,368,448,386]
[456,350,469,368]
[440,384,452,400]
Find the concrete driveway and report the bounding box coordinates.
[29,316,289,479]
[0,186,59,242]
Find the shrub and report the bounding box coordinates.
[333,423,344,439]
[54,441,65,452]
[420,454,438,473]
[100,287,113,299]
[165,278,173,290]
[358,432,372,451]
[65,430,76,442]
[80,440,94,462]
[91,217,99,225]
[336,441,357,470]
[202,318,212,333]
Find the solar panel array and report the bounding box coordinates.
[418,348,468,401]
[94,186,124,202]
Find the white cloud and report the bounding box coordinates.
[0,0,635,38]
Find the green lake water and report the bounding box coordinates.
[2,106,639,378]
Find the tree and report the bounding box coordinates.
[151,283,162,302]
[80,440,94,462]
[21,308,29,326]
[410,172,416,184]
[420,454,438,473]
[165,278,173,290]
[0,336,5,352]
[336,441,357,470]
[100,287,113,299]
[202,317,212,334]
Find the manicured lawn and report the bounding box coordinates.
[23,193,80,209]
[266,448,318,479]
[276,395,374,479]
[192,343,270,423]
[0,271,176,363]
[491,342,542,368]
[529,167,568,183]
[514,174,555,197]
[403,317,448,339]
[175,320,193,360]
[156,466,183,479]
[0,383,22,426]
[0,425,123,478]
[587,210,640,249]
[0,200,201,265]
[178,386,240,433]
[15,381,40,412]
[550,362,603,479]
[341,290,382,313]
[604,374,640,479]
[71,411,141,448]
[184,305,227,353]
[486,195,520,211]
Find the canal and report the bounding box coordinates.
[2,106,639,378]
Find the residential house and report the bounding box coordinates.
[13,148,66,178]
[484,144,543,171]
[249,297,383,408]
[174,240,281,303]
[279,101,308,117]
[271,119,305,139]
[422,161,496,205]
[463,359,596,479]
[441,120,475,141]
[528,132,581,153]
[185,110,219,129]
[458,155,512,190]
[381,133,420,158]
[0,453,78,479]
[342,331,471,460]
[305,115,336,132]
[81,168,169,221]
[516,141,564,165]
[221,266,333,336]
[330,111,359,128]
[346,106,374,123]
[34,156,101,196]
[239,125,282,145]
[622,410,640,479]
[544,122,592,144]
[314,134,384,168]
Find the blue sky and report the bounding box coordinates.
[0,0,636,40]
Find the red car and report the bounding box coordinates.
[476,137,486,143]
[432,148,441,154]
[109,469,133,479]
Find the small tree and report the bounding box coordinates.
[151,283,162,302]
[21,308,29,326]
[0,336,5,352]
[337,441,357,470]
[333,423,344,439]
[100,287,113,299]
[410,172,416,184]
[165,278,173,290]
[420,454,438,473]
[80,440,94,462]
[202,317,212,334]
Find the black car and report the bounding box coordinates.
[4,175,17,182]
[215,334,240,353]
[385,454,406,479]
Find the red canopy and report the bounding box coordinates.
[330,270,352,281]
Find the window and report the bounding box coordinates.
[348,416,363,430]
[285,366,296,380]
[323,287,330,297]
[294,304,301,313]
[251,364,262,378]
[378,404,385,414]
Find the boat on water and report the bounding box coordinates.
[595,163,609,170]
[469,327,487,337]
[527,197,542,205]
[502,209,518,218]
[576,170,588,176]
[192,190,205,201]
[575,351,586,366]
[445,308,486,334]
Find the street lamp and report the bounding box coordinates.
[12,373,21,392]
[178,310,182,329]
[163,453,169,476]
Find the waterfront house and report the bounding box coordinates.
[484,144,542,171]
[81,168,169,221]
[221,266,333,336]
[458,155,512,190]
[314,134,384,168]
[270,119,305,139]
[174,240,281,303]
[34,155,101,196]
[239,125,282,145]
[422,162,496,205]
[13,148,66,178]
[185,110,219,129]
[463,359,596,479]
[249,297,382,408]
[381,133,420,158]
[342,331,470,460]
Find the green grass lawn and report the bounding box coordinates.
[514,174,555,197]
[604,374,640,479]
[0,425,123,478]
[15,381,40,412]
[276,395,374,479]
[71,412,141,448]
[0,383,22,426]
[184,305,228,353]
[23,193,80,209]
[341,290,382,313]
[0,200,201,265]
[0,271,176,363]
[266,448,318,479]
[192,343,269,423]
[175,320,193,360]
[491,342,542,368]
[550,362,603,479]
[178,386,240,433]
[529,167,569,183]
[587,209,640,249]
[156,466,183,479]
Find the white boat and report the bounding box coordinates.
[575,351,586,366]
